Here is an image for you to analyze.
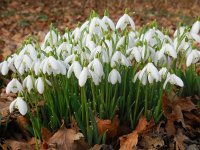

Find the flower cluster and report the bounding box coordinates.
[1,11,199,145]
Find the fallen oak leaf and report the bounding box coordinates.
[5,140,30,150]
[119,131,138,150]
[173,97,196,112]
[47,127,88,150]
[174,129,187,150]
[96,115,119,138]
[119,116,148,150]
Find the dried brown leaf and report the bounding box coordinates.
[47,127,87,150]
[173,97,196,112]
[162,93,173,119]
[41,127,52,142]
[119,131,138,150]
[5,140,30,150]
[174,130,187,150]
[96,115,119,138]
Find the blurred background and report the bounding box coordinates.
[0,0,199,59]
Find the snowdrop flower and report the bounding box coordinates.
[141,45,155,61]
[159,67,168,81]
[35,77,49,94]
[40,56,65,75]
[72,27,81,42]
[163,73,184,89]
[190,20,200,43]
[127,47,141,62]
[9,97,28,115]
[6,78,23,94]
[137,63,160,85]
[88,58,104,78]
[158,43,177,60]
[0,61,9,75]
[102,15,115,30]
[42,30,60,49]
[67,60,82,79]
[78,66,100,87]
[174,26,186,38]
[7,55,17,72]
[33,59,41,76]
[23,75,34,92]
[111,51,131,67]
[116,36,125,49]
[116,14,135,30]
[19,44,37,61]
[108,69,121,84]
[90,46,109,63]
[14,55,32,75]
[186,50,200,67]
[89,17,107,36]
[57,42,72,59]
[80,20,89,32]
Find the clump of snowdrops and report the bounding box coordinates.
[1,10,200,145]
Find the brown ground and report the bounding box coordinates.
[0,0,200,149]
[0,0,200,59]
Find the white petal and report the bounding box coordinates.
[1,61,9,75]
[37,78,44,94]
[186,52,194,67]
[79,67,88,87]
[73,61,82,79]
[15,97,28,115]
[9,99,17,113]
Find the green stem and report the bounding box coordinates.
[133,81,141,125]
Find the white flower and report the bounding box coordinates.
[9,97,28,115]
[111,51,130,67]
[14,55,32,75]
[88,58,104,78]
[56,42,72,59]
[108,69,121,84]
[33,59,41,76]
[116,14,135,30]
[190,21,200,43]
[137,63,160,85]
[102,16,115,30]
[40,56,65,75]
[78,67,88,87]
[42,30,60,49]
[89,17,107,36]
[72,27,81,42]
[0,61,9,75]
[158,43,177,60]
[35,77,44,94]
[90,46,109,63]
[6,78,23,94]
[186,50,200,67]
[159,67,168,81]
[7,55,17,72]
[67,61,82,79]
[23,75,34,92]
[78,66,100,87]
[163,73,184,89]
[19,44,37,61]
[127,47,141,62]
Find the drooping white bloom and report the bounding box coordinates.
[33,59,41,76]
[78,66,100,87]
[163,73,184,89]
[9,97,28,115]
[7,54,17,72]
[190,21,200,43]
[67,61,82,79]
[158,43,177,60]
[159,67,168,81]
[90,46,109,63]
[102,16,115,30]
[141,45,155,61]
[35,77,44,94]
[108,69,121,84]
[116,14,135,30]
[23,75,34,92]
[56,42,72,59]
[88,58,104,78]
[0,61,9,75]
[186,50,200,67]
[127,47,141,62]
[6,78,23,94]
[111,51,131,67]
[19,44,37,61]
[14,55,33,75]
[72,27,81,42]
[40,56,65,75]
[136,63,160,85]
[89,17,107,36]
[42,30,60,49]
